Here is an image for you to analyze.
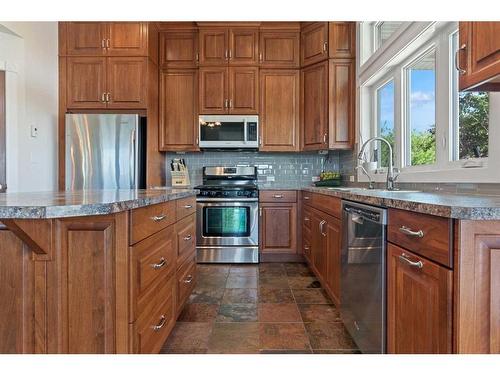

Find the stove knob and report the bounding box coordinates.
[210,191,216,197]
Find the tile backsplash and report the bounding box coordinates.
[165,151,340,188]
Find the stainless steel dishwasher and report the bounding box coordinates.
[341,200,387,354]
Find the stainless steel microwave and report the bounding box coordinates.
[198,115,259,149]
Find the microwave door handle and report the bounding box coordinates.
[243,120,247,143]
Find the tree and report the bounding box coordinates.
[458,92,489,159]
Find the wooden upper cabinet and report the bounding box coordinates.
[66,57,107,109]
[106,22,148,56]
[301,22,329,67]
[260,70,299,151]
[259,31,300,68]
[229,28,259,65]
[328,59,354,149]
[199,67,228,114]
[160,31,199,68]
[301,60,328,150]
[63,22,148,56]
[459,22,500,91]
[199,28,229,66]
[329,22,356,59]
[229,67,259,114]
[260,203,297,254]
[387,244,452,354]
[65,22,107,56]
[107,57,147,109]
[159,69,199,151]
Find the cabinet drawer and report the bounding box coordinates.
[260,190,297,203]
[176,196,196,221]
[133,276,176,354]
[130,201,175,245]
[176,213,196,266]
[302,192,341,219]
[130,226,176,319]
[302,191,312,205]
[177,255,197,315]
[303,207,312,231]
[388,209,452,268]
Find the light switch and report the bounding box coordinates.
[30,125,38,138]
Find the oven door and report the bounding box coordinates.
[196,199,259,247]
[198,115,258,148]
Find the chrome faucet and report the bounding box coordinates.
[357,137,399,191]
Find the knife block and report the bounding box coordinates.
[171,170,190,187]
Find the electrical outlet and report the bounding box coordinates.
[349,175,355,182]
[30,125,38,138]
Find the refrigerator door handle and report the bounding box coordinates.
[130,129,136,189]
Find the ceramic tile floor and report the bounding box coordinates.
[161,263,359,354]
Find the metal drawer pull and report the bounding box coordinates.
[304,245,310,250]
[398,226,424,238]
[151,257,167,270]
[152,315,166,331]
[152,214,167,222]
[184,204,193,209]
[304,217,310,222]
[183,234,192,241]
[399,253,423,269]
[323,41,328,52]
[319,220,327,236]
[184,275,193,284]
[304,196,310,200]
[273,194,284,198]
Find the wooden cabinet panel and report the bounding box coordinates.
[130,201,175,245]
[387,244,452,354]
[229,67,259,114]
[459,22,500,91]
[199,67,228,114]
[107,22,147,56]
[310,211,327,278]
[107,57,147,109]
[325,217,341,305]
[259,31,300,68]
[388,208,452,267]
[329,22,356,59]
[260,203,297,254]
[260,70,299,151]
[301,22,328,67]
[66,22,107,56]
[159,69,199,151]
[301,61,328,150]
[177,254,197,315]
[259,190,297,203]
[160,31,199,68]
[229,28,259,65]
[199,28,228,66]
[303,192,341,219]
[66,57,107,109]
[176,214,196,266]
[328,59,354,149]
[175,196,197,221]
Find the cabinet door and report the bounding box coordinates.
[67,57,107,109]
[328,59,354,149]
[325,216,341,305]
[328,22,356,59]
[199,28,228,66]
[260,203,297,254]
[107,22,148,56]
[228,67,259,114]
[199,67,228,114]
[387,244,452,354]
[301,22,328,67]
[259,31,300,68]
[107,57,147,109]
[66,22,107,56]
[229,28,259,66]
[159,69,199,151]
[160,31,199,68]
[311,212,327,280]
[301,61,328,150]
[260,70,299,151]
[459,22,500,91]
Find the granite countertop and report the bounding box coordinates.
[0,188,197,219]
[303,186,500,220]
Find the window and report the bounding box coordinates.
[404,48,436,166]
[376,79,395,168]
[375,22,404,50]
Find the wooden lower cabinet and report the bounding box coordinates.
[387,243,452,354]
[260,203,297,254]
[324,216,341,304]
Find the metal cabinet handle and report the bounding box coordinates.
[151,214,167,222]
[101,92,106,103]
[195,52,199,62]
[398,226,424,238]
[151,257,167,270]
[273,194,284,199]
[225,49,229,60]
[101,39,106,49]
[229,99,233,108]
[152,315,166,331]
[319,220,327,236]
[259,52,263,61]
[229,49,232,59]
[323,133,327,144]
[304,217,310,222]
[399,253,423,269]
[323,41,328,52]
[304,245,310,251]
[224,99,229,109]
[183,234,192,241]
[106,93,111,103]
[259,137,262,146]
[184,275,193,284]
[455,43,467,75]
[259,207,262,217]
[106,39,110,49]
[184,204,193,209]
[304,196,310,200]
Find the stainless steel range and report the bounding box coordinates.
[196,166,259,263]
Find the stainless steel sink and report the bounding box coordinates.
[325,187,420,194]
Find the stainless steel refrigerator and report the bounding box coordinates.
[65,113,146,190]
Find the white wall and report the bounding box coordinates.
[0,22,58,192]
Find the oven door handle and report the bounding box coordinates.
[196,198,259,202]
